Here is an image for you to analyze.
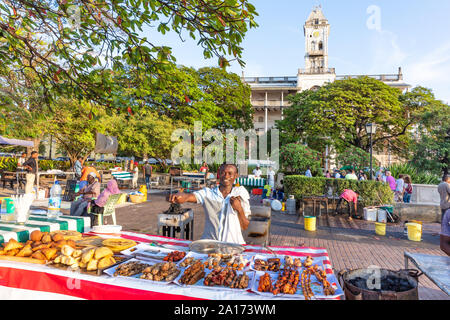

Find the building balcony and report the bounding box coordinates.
[298,67,335,74]
[307,50,325,56]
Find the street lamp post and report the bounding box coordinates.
[365,123,377,180]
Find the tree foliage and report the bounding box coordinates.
[0,0,258,106]
[409,101,450,175]
[280,143,322,176]
[276,77,434,156]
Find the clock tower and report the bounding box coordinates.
[297,5,335,91]
[303,5,330,73]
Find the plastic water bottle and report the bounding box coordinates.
[47,181,62,218]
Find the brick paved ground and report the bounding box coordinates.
[1,187,448,300]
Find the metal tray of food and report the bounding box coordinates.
[189,239,245,255]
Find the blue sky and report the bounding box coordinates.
[143,0,450,103]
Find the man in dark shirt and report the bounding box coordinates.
[143,161,153,189]
[23,151,38,194]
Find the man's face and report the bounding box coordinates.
[87,175,95,184]
[219,165,238,187]
[32,153,38,159]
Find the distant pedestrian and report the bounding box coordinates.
[143,161,153,189]
[74,156,83,179]
[22,151,38,194]
[305,167,312,177]
[267,166,276,188]
[345,170,358,180]
[395,174,405,202]
[438,175,450,217]
[385,171,396,191]
[403,175,413,203]
[326,170,331,178]
[253,166,262,178]
[335,189,359,220]
[132,161,139,189]
[17,152,27,170]
[334,170,341,179]
[440,208,450,256]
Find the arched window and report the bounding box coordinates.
[311,41,316,51]
[258,116,264,123]
[319,41,323,50]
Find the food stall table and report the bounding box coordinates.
[0,209,91,243]
[404,251,450,296]
[0,231,343,300]
[111,172,133,188]
[235,177,266,187]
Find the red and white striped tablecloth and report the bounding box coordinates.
[0,231,343,300]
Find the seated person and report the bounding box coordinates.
[70,172,100,217]
[79,164,101,190]
[335,189,360,220]
[89,179,121,224]
[168,164,250,244]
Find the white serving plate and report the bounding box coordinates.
[91,225,122,234]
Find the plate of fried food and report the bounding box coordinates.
[103,258,152,278]
[250,263,340,300]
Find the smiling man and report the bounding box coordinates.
[168,164,251,244]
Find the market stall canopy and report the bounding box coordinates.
[0,135,34,147]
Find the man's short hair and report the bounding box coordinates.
[219,163,238,174]
[31,151,38,155]
[443,174,450,182]
[21,152,27,155]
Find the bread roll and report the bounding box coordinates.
[81,248,95,264]
[54,240,67,249]
[53,255,62,264]
[61,245,75,256]
[30,230,43,242]
[72,250,83,258]
[94,247,113,260]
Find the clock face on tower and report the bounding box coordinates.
[313,31,320,38]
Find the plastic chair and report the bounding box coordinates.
[89,193,122,226]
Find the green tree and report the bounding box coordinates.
[409,102,450,175]
[0,0,258,107]
[335,146,380,171]
[45,98,112,165]
[280,143,322,176]
[109,108,185,162]
[276,77,430,156]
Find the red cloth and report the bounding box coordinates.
[340,189,358,203]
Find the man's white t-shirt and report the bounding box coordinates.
[194,186,251,244]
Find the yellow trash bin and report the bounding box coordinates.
[406,223,422,242]
[375,222,386,236]
[139,185,148,201]
[304,216,316,232]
